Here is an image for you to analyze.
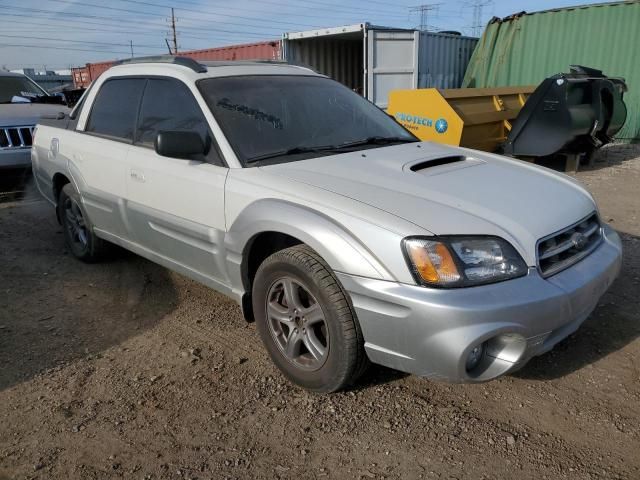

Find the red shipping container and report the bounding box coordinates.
[182,40,280,61]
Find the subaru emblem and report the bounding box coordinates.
[570,232,587,250]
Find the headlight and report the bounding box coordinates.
[402,236,527,288]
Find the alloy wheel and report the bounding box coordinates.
[63,197,88,248]
[266,276,329,371]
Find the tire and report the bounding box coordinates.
[253,244,369,393]
[58,183,108,262]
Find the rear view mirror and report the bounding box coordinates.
[155,131,205,159]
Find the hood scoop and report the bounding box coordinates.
[406,155,485,176]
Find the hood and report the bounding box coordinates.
[261,142,596,264]
[0,103,70,127]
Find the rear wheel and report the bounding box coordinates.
[253,245,368,392]
[58,183,108,262]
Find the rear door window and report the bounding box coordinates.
[85,78,145,142]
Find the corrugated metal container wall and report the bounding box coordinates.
[286,36,364,93]
[182,40,280,61]
[418,32,477,89]
[462,1,640,141]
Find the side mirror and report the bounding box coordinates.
[41,112,67,120]
[154,131,205,159]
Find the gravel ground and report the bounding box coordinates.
[1,147,639,480]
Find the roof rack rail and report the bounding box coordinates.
[199,59,317,73]
[113,55,207,73]
[199,59,295,66]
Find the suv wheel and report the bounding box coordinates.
[253,245,369,392]
[58,183,107,262]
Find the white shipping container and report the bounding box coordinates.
[282,23,478,108]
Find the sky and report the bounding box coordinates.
[0,0,621,71]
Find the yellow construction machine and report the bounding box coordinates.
[387,66,628,171]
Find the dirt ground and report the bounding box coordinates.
[1,146,639,480]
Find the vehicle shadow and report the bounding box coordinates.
[532,143,640,173]
[0,184,179,391]
[351,365,409,391]
[581,143,640,172]
[0,167,33,204]
[514,231,640,380]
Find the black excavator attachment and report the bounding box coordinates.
[500,65,628,167]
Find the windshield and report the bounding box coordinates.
[0,75,48,103]
[198,75,417,165]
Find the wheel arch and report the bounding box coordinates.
[52,172,71,201]
[225,199,393,321]
[52,172,71,223]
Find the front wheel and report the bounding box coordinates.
[58,183,108,262]
[252,245,368,393]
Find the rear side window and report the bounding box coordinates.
[85,78,145,141]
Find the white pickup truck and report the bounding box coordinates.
[31,56,622,392]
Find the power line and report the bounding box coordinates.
[13,0,327,34]
[0,19,172,37]
[0,3,287,34]
[0,15,275,41]
[0,0,420,41]
[37,0,321,28]
[0,43,159,56]
[0,5,169,29]
[116,0,415,20]
[0,33,168,49]
[0,8,278,38]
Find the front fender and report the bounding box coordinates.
[224,199,395,296]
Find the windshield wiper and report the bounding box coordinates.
[246,136,419,164]
[337,136,419,148]
[246,145,347,163]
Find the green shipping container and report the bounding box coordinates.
[463,1,640,142]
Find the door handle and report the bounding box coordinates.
[130,169,146,183]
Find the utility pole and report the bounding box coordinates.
[409,3,442,31]
[170,8,178,55]
[470,0,492,37]
[130,40,134,58]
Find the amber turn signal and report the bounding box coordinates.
[404,239,461,285]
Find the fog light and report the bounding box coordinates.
[466,343,485,372]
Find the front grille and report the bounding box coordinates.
[0,126,35,149]
[537,213,602,277]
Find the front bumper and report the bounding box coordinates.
[337,225,622,382]
[0,148,31,169]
